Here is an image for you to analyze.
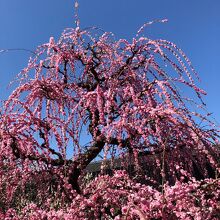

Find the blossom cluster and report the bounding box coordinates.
[0,171,219,220]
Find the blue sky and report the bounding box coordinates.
[0,0,220,124]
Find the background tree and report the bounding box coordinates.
[0,19,219,219]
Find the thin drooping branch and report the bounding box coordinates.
[10,136,65,166]
[39,129,64,162]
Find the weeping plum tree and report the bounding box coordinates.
[0,20,219,219]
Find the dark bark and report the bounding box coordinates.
[68,137,105,193]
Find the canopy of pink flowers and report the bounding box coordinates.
[0,24,219,219]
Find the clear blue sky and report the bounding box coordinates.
[0,0,220,124]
